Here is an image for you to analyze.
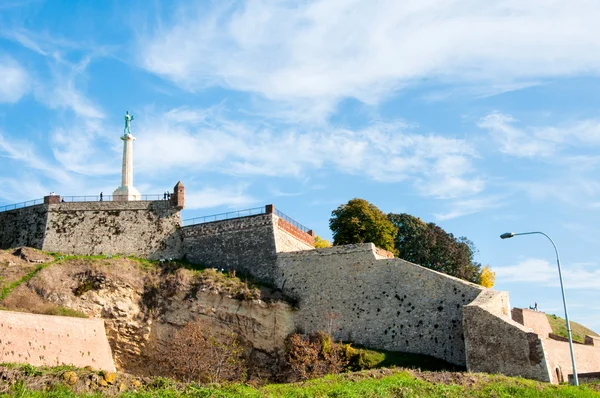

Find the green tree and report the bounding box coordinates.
[329,198,397,254]
[387,213,483,283]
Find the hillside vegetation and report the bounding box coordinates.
[1,364,599,397]
[547,313,599,344]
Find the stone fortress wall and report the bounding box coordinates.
[1,189,599,383]
[0,184,185,260]
[275,244,484,366]
[42,200,182,260]
[0,203,49,250]
[0,310,115,371]
[181,205,315,283]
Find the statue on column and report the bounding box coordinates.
[124,111,134,136]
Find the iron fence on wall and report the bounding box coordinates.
[0,198,44,213]
[274,208,311,233]
[182,206,267,227]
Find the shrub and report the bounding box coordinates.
[151,321,247,383]
[285,331,347,381]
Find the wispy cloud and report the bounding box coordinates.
[0,55,30,103]
[479,111,600,158]
[185,185,257,210]
[495,258,600,290]
[138,1,600,121]
[133,106,483,199]
[433,195,506,221]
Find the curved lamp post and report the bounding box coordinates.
[500,231,578,386]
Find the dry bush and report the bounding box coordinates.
[150,321,247,383]
[285,331,347,381]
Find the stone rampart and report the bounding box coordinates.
[42,201,182,259]
[0,204,48,250]
[182,214,279,283]
[275,243,484,366]
[463,292,552,382]
[181,212,314,283]
[0,310,115,371]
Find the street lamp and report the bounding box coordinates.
[500,231,578,386]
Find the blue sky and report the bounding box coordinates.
[1,1,599,332]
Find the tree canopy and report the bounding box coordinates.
[328,198,492,285]
[388,212,483,283]
[329,198,397,254]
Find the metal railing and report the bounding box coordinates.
[60,194,164,202]
[275,208,311,233]
[0,198,44,213]
[182,206,267,227]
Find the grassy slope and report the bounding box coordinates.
[547,314,599,344]
[1,367,599,398]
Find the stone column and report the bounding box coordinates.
[113,134,141,201]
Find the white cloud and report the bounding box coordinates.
[479,111,600,158]
[0,56,30,103]
[138,1,600,120]
[184,186,257,210]
[495,258,600,290]
[133,107,483,199]
[433,195,506,220]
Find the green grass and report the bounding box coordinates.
[547,314,599,344]
[0,263,47,301]
[1,369,599,398]
[348,346,463,372]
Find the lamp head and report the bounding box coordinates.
[500,232,514,239]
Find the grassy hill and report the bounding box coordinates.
[547,313,599,344]
[0,364,599,397]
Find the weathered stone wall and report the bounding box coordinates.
[181,214,279,283]
[0,205,48,250]
[275,243,484,366]
[273,215,314,253]
[42,201,182,259]
[463,291,552,382]
[0,310,115,371]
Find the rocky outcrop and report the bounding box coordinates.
[6,258,294,376]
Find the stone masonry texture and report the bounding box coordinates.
[463,291,552,382]
[181,213,314,284]
[42,201,182,259]
[0,310,116,371]
[0,204,49,250]
[275,243,484,366]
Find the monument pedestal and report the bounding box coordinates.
[113,185,141,201]
[113,133,141,201]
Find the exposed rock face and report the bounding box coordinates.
[14,258,294,376]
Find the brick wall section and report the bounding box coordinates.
[463,291,552,382]
[0,310,115,371]
[275,243,484,366]
[273,215,314,252]
[42,201,182,259]
[510,308,600,383]
[544,339,600,383]
[0,204,49,250]
[511,308,553,338]
[181,214,279,283]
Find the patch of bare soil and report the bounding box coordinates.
[0,248,53,292]
[341,368,482,388]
